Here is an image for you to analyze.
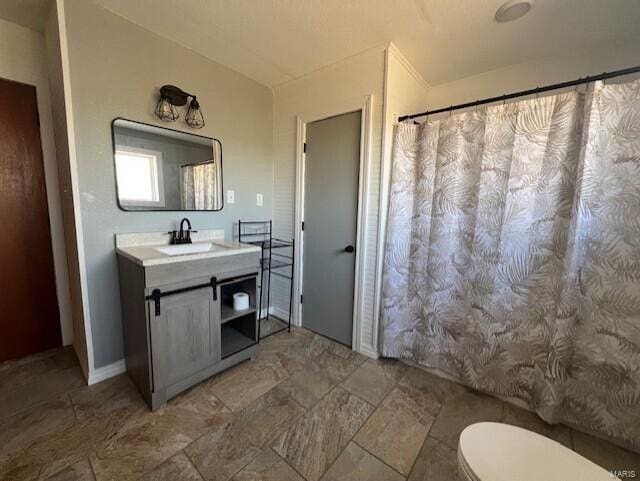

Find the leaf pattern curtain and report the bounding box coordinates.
[181,161,219,210]
[381,78,640,449]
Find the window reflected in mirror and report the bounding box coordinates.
[112,118,223,211]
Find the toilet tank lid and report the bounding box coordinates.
[458,422,619,481]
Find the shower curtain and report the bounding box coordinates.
[381,78,640,449]
[181,161,219,210]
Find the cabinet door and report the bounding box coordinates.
[149,287,220,390]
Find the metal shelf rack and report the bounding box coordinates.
[238,220,294,339]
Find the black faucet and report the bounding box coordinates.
[168,218,195,244]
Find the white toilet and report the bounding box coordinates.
[457,422,620,481]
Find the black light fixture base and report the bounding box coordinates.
[159,85,190,107]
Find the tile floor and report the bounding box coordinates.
[1,327,638,481]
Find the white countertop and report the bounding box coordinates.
[116,234,261,267]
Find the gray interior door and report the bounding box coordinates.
[302,110,361,346]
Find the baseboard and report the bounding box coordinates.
[269,306,290,321]
[88,358,126,385]
[358,345,379,359]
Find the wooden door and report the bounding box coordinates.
[0,77,61,362]
[149,287,219,390]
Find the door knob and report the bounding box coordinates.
[344,245,355,253]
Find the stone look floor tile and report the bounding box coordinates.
[186,420,261,481]
[68,374,146,420]
[89,415,193,481]
[320,442,404,481]
[354,383,440,475]
[254,329,315,366]
[314,349,366,384]
[571,430,640,478]
[399,366,467,405]
[324,340,356,360]
[502,403,572,447]
[163,385,233,440]
[187,388,305,481]
[45,459,95,481]
[2,334,639,481]
[89,388,230,481]
[408,437,459,481]
[340,359,403,406]
[0,411,128,481]
[277,364,334,408]
[231,449,305,481]
[273,387,374,481]
[259,318,289,338]
[208,353,303,411]
[0,394,76,458]
[428,390,503,450]
[0,355,85,421]
[227,387,306,448]
[138,453,204,481]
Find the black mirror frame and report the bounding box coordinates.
[111,117,224,213]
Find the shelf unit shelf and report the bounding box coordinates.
[221,304,257,324]
[238,220,294,340]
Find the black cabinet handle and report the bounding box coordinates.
[210,276,217,301]
[344,245,355,253]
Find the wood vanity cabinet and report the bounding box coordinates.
[117,251,260,410]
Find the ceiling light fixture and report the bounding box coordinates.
[494,0,532,23]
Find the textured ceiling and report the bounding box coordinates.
[2,0,640,88]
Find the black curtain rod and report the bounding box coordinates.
[180,159,216,168]
[398,65,640,122]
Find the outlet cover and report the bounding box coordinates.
[256,193,263,206]
[227,190,235,204]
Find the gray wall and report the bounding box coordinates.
[64,0,274,368]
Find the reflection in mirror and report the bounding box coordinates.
[112,119,223,211]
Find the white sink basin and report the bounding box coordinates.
[155,242,216,256]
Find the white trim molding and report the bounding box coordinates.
[293,95,374,356]
[0,17,74,348]
[55,0,95,380]
[87,358,126,385]
[387,42,431,92]
[269,306,291,323]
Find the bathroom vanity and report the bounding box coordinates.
[116,230,261,410]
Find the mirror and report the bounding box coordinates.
[112,118,223,211]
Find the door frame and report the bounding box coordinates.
[293,95,373,351]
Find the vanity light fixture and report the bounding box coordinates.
[185,98,205,129]
[154,85,205,129]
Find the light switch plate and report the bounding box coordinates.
[256,193,263,206]
[227,190,235,204]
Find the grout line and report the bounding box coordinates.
[570,428,575,451]
[67,390,81,421]
[352,439,408,478]
[208,391,234,414]
[271,446,310,481]
[88,454,99,481]
[338,385,378,410]
[181,370,309,480]
[350,366,449,479]
[273,384,378,481]
[182,449,207,481]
